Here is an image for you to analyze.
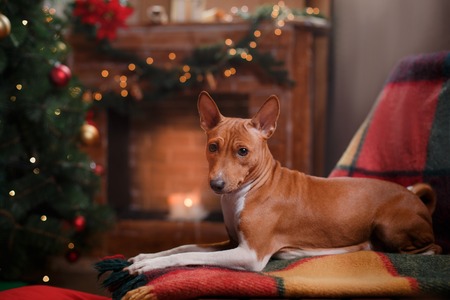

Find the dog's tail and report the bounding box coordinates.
[408,183,437,214]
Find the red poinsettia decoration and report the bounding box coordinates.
[73,0,133,41]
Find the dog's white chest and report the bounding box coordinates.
[221,185,250,242]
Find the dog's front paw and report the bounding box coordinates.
[123,262,144,275]
[128,253,158,263]
[124,259,156,275]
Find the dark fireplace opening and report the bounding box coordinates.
[107,93,249,221]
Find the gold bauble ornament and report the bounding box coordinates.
[0,13,11,40]
[57,41,67,52]
[80,123,100,146]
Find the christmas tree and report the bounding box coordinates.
[0,0,113,281]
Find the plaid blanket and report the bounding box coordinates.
[96,52,450,299]
[97,252,450,299]
[330,51,450,253]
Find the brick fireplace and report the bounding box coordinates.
[108,93,249,220]
[70,21,329,254]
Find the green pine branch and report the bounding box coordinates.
[0,0,114,281]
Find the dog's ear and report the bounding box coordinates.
[198,91,222,131]
[251,95,280,139]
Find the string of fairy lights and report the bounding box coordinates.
[76,1,326,106]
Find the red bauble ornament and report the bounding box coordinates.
[65,249,80,263]
[93,163,104,176]
[50,63,72,87]
[73,215,86,232]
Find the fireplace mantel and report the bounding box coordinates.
[70,21,329,254]
[72,20,329,170]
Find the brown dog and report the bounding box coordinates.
[125,91,440,275]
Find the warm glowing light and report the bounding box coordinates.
[246,54,253,62]
[240,52,247,59]
[93,92,102,101]
[274,28,282,36]
[313,8,320,15]
[228,48,237,55]
[230,67,236,75]
[183,65,190,72]
[249,41,257,48]
[306,7,314,14]
[120,90,128,97]
[167,192,206,221]
[9,190,15,197]
[225,38,233,46]
[224,69,231,77]
[184,72,191,79]
[253,30,261,38]
[30,157,36,163]
[168,52,176,60]
[119,75,127,82]
[179,75,187,83]
[16,84,22,90]
[241,6,248,13]
[54,109,61,116]
[68,242,75,249]
[277,20,285,27]
[230,6,238,14]
[287,13,295,20]
[128,63,136,71]
[33,168,40,174]
[101,70,109,77]
[82,91,92,102]
[273,4,280,12]
[42,276,50,283]
[146,57,154,64]
[41,215,47,222]
[184,198,193,208]
[120,81,127,88]
[22,20,28,26]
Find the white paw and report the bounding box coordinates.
[125,259,151,275]
[128,253,154,263]
[125,256,180,274]
[126,257,170,274]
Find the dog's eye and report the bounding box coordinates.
[237,148,248,156]
[208,143,218,153]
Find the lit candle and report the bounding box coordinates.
[167,192,207,221]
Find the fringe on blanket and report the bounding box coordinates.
[94,255,147,300]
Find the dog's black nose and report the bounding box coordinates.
[210,179,225,193]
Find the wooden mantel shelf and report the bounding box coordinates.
[71,20,330,175]
[111,19,330,38]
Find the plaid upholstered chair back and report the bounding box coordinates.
[330,51,450,253]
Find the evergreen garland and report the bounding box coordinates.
[69,3,327,113]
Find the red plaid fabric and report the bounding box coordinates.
[330,51,450,253]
